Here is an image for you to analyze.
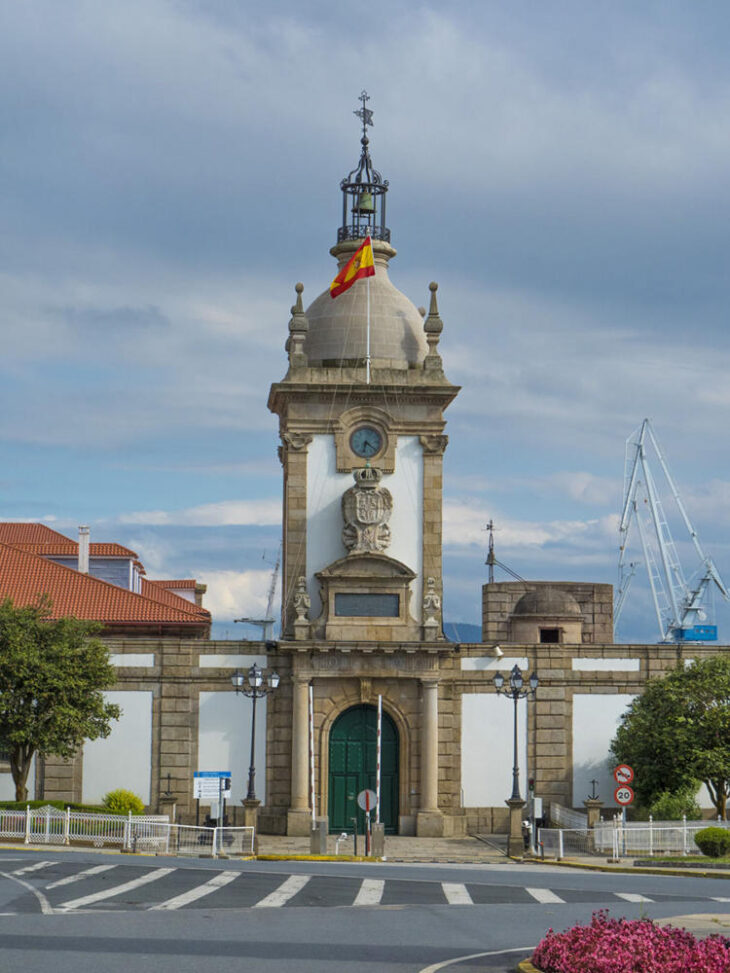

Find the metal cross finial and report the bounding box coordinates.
[354,90,374,137]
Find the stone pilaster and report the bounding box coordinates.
[287,674,312,835]
[420,435,447,638]
[417,677,443,836]
[280,433,312,637]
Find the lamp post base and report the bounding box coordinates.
[243,799,260,853]
[506,797,526,858]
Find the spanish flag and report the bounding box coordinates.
[329,236,375,298]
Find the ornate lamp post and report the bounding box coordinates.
[493,664,539,857]
[231,663,279,807]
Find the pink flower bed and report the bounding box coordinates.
[532,911,730,973]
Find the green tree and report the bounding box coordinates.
[611,656,730,818]
[0,599,120,801]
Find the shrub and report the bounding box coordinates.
[649,786,702,821]
[532,911,730,973]
[694,826,730,858]
[102,789,145,815]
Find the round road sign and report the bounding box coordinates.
[613,764,634,784]
[357,789,377,812]
[614,785,634,806]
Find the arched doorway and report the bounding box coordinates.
[328,704,399,834]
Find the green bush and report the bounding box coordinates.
[649,787,702,821]
[102,789,145,814]
[694,827,730,858]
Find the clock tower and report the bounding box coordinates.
[267,94,460,836]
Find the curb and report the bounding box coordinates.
[521,856,730,881]
[254,854,380,863]
[516,962,540,973]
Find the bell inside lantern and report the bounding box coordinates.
[352,190,375,215]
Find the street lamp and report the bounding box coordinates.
[493,664,538,802]
[231,663,280,802]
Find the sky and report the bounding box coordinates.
[2,0,730,642]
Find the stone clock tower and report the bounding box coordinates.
[267,94,460,836]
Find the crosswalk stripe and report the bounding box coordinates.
[712,897,730,903]
[11,861,54,876]
[615,892,653,903]
[59,867,175,910]
[151,870,239,910]
[353,879,384,906]
[253,874,310,908]
[46,865,117,890]
[525,887,565,904]
[442,882,473,905]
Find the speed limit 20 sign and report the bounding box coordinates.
[614,785,634,806]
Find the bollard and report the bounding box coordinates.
[310,817,328,855]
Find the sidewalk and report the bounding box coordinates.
[256,832,509,862]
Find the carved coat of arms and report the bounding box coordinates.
[342,466,393,554]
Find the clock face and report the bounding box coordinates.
[350,426,383,459]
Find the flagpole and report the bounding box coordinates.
[366,274,371,385]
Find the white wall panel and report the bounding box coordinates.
[83,691,152,804]
[0,758,35,800]
[461,693,527,806]
[306,434,423,619]
[198,691,267,806]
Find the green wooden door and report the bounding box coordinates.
[328,705,398,834]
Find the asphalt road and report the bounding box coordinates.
[0,850,728,972]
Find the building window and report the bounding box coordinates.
[335,593,400,617]
[539,628,561,644]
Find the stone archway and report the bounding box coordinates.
[328,704,399,834]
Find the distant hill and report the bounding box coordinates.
[443,621,482,642]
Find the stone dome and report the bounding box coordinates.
[512,587,582,617]
[303,241,428,367]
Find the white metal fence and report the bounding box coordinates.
[538,817,730,859]
[0,806,254,857]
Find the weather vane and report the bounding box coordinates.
[354,90,374,138]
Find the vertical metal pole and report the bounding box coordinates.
[366,275,371,385]
[510,692,521,801]
[558,830,564,860]
[376,695,382,825]
[247,690,258,801]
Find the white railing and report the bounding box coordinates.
[0,806,254,857]
[539,816,730,859]
[549,803,589,829]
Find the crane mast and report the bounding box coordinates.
[234,544,281,642]
[616,419,729,642]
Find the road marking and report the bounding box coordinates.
[442,882,473,905]
[418,946,537,973]
[11,861,54,876]
[151,870,239,910]
[253,874,310,908]
[46,865,117,889]
[525,886,565,904]
[615,892,653,903]
[59,867,175,910]
[353,879,384,906]
[713,897,730,902]
[0,870,53,915]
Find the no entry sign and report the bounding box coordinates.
[614,785,635,806]
[613,764,634,785]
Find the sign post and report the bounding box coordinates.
[357,789,377,857]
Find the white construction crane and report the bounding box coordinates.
[234,544,281,642]
[616,419,729,643]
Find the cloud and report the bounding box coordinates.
[118,499,281,527]
[196,568,280,622]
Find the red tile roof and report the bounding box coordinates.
[0,524,138,558]
[0,524,73,545]
[140,578,208,617]
[0,543,210,628]
[148,579,200,589]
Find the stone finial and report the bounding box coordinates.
[423,282,443,374]
[293,575,311,641]
[287,282,308,367]
[423,576,442,641]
